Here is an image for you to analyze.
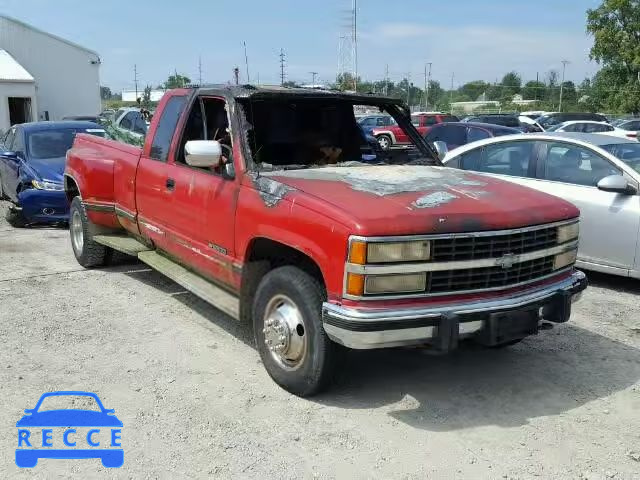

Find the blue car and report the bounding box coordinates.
[16,391,123,468]
[0,121,105,227]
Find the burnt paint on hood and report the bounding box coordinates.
[258,165,579,235]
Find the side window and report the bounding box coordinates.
[176,96,231,174]
[120,112,136,130]
[439,125,466,146]
[149,95,187,161]
[467,127,490,143]
[411,115,421,127]
[459,148,483,170]
[376,117,386,126]
[360,118,374,126]
[476,141,535,177]
[586,123,612,133]
[541,143,620,186]
[563,123,579,132]
[424,116,438,126]
[132,114,147,135]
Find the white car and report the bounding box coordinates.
[546,120,636,140]
[112,107,148,141]
[611,118,640,139]
[441,132,640,279]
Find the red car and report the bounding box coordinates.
[372,112,459,150]
[64,86,586,396]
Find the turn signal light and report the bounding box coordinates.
[346,273,365,296]
[349,241,367,265]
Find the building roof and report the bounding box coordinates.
[0,49,34,82]
[0,14,99,57]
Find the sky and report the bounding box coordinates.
[0,0,603,92]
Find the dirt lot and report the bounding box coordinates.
[0,201,639,479]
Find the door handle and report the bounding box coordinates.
[166,178,175,190]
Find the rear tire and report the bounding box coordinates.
[376,134,392,151]
[252,266,343,397]
[69,196,112,267]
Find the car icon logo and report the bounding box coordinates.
[15,391,123,468]
[495,252,518,269]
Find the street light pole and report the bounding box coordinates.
[424,62,432,110]
[559,60,570,112]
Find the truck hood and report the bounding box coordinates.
[255,165,578,235]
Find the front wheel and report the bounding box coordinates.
[5,207,27,228]
[252,266,343,397]
[69,196,112,267]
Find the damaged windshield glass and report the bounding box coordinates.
[239,98,437,171]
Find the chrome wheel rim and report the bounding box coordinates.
[71,210,84,253]
[262,294,307,370]
[378,136,389,149]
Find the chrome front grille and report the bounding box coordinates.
[431,225,558,262]
[427,256,555,294]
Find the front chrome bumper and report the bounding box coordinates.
[322,270,587,350]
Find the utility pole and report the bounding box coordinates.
[449,72,455,113]
[233,67,240,85]
[424,62,432,110]
[243,41,250,84]
[198,56,202,86]
[406,72,411,106]
[384,64,389,95]
[559,60,570,112]
[352,0,358,91]
[134,64,139,99]
[310,71,318,86]
[279,49,286,86]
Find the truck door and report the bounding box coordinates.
[160,95,239,287]
[135,92,189,251]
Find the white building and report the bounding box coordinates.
[121,89,166,103]
[0,14,101,132]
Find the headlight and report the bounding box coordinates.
[365,273,426,294]
[349,240,431,264]
[31,180,63,191]
[557,222,579,244]
[554,249,577,270]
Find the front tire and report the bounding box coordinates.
[253,266,342,397]
[69,196,112,267]
[5,207,27,227]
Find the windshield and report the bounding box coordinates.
[241,98,436,171]
[601,143,640,173]
[27,128,105,159]
[537,115,561,129]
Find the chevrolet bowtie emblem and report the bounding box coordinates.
[495,253,517,269]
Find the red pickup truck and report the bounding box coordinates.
[64,86,586,396]
[372,112,459,150]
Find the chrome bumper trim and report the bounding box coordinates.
[323,270,587,349]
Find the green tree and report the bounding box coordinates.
[522,80,546,100]
[587,0,640,112]
[458,81,490,101]
[282,80,300,87]
[498,71,522,100]
[163,73,191,89]
[100,86,112,100]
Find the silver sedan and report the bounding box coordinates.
[441,132,640,279]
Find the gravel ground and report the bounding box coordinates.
[1,200,639,479]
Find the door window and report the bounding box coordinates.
[424,116,438,126]
[132,113,148,135]
[467,127,490,143]
[476,141,535,177]
[540,142,620,186]
[176,97,232,174]
[584,123,613,133]
[120,112,136,130]
[149,95,187,161]
[411,115,422,127]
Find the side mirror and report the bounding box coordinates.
[184,140,222,168]
[432,141,448,160]
[597,174,637,195]
[1,150,18,160]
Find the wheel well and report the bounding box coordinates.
[64,175,80,203]
[239,237,325,323]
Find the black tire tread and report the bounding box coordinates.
[70,196,112,268]
[5,208,27,228]
[253,265,343,397]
